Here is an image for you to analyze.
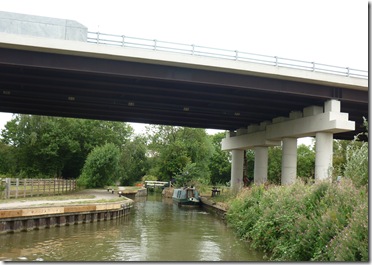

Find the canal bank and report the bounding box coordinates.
[0,189,135,234]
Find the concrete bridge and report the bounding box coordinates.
[0,11,368,193]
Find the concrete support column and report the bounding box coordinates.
[254,147,268,184]
[315,132,333,181]
[281,138,297,185]
[230,149,244,194]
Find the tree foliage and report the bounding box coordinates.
[343,117,368,187]
[0,115,133,178]
[145,125,213,185]
[119,136,149,185]
[0,142,16,175]
[297,144,315,181]
[268,146,282,184]
[77,143,121,188]
[1,115,80,177]
[208,132,231,185]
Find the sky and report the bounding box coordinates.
[0,0,368,140]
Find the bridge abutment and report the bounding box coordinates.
[222,99,355,192]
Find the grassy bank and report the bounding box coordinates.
[225,179,368,261]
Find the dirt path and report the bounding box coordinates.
[0,189,122,210]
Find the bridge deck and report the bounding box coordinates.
[0,33,368,140]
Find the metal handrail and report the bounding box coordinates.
[87,31,368,79]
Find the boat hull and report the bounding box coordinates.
[172,188,200,206]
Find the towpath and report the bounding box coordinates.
[0,189,121,210]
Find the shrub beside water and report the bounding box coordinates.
[226,179,368,261]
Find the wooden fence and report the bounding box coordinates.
[0,178,77,199]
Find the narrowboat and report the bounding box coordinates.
[172,187,200,206]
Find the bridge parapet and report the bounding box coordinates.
[87,31,368,80]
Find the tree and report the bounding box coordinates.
[174,162,203,187]
[119,136,149,185]
[268,146,282,184]
[246,149,255,182]
[0,142,17,175]
[297,144,315,181]
[208,132,231,185]
[0,115,133,178]
[77,143,121,188]
[146,125,213,184]
[61,118,133,178]
[1,115,80,177]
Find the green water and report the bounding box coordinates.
[0,193,264,261]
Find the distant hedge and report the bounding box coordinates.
[226,179,368,261]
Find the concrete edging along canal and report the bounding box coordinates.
[0,189,136,234]
[199,197,228,220]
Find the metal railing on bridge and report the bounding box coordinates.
[87,31,368,79]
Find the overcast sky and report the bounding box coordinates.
[0,0,368,137]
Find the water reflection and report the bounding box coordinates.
[0,193,263,261]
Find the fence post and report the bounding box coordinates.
[31,178,33,197]
[5,178,10,199]
[15,178,19,199]
[23,178,26,198]
[37,179,40,197]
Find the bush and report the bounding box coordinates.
[77,143,120,188]
[226,179,368,261]
[343,141,368,187]
[343,117,368,187]
[325,189,368,261]
[142,175,158,182]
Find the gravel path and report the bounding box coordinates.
[0,189,122,210]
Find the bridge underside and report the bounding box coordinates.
[0,47,368,140]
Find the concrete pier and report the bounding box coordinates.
[281,138,297,185]
[315,132,333,181]
[230,149,244,194]
[222,99,355,191]
[254,147,268,184]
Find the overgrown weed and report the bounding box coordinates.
[226,179,368,261]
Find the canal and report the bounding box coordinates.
[0,192,264,261]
